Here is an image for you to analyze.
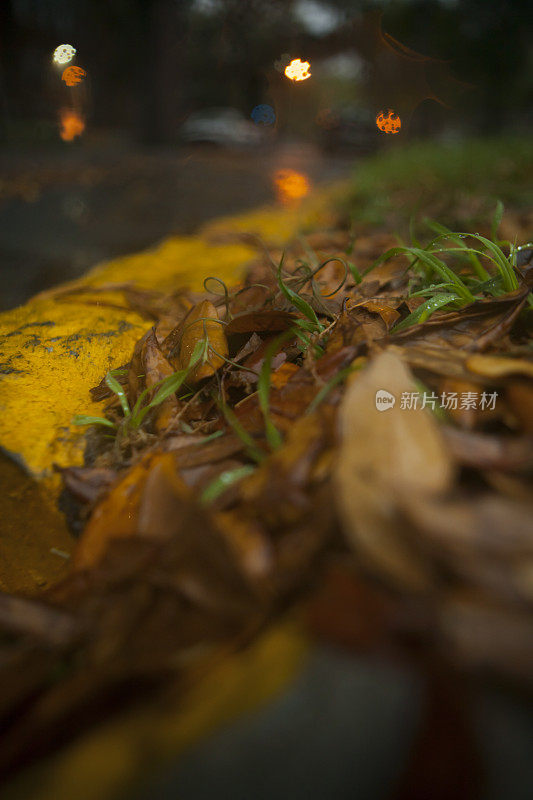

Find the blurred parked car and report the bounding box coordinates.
[179,108,265,148]
[318,107,382,154]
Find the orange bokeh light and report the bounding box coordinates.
[62,66,87,87]
[274,169,310,206]
[284,58,311,82]
[376,109,402,134]
[59,108,85,141]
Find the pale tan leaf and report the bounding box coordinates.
[466,354,533,379]
[334,350,454,591]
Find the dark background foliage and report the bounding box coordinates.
[1,0,531,143]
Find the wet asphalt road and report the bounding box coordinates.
[0,142,353,310]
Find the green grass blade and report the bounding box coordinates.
[218,401,265,464]
[258,331,294,450]
[200,465,255,505]
[430,233,517,292]
[409,282,461,297]
[105,372,130,417]
[372,243,475,302]
[305,365,360,415]
[466,233,518,291]
[427,244,511,285]
[425,220,490,281]
[148,369,190,409]
[72,414,116,429]
[309,257,350,296]
[132,339,208,428]
[408,248,475,301]
[295,318,319,333]
[367,246,408,274]
[391,292,460,333]
[203,276,231,318]
[346,261,362,284]
[193,430,225,445]
[277,257,323,331]
[158,339,206,406]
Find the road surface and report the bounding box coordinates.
[0,141,353,310]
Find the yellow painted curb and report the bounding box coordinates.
[0,186,342,485]
[4,614,310,800]
[0,192,334,790]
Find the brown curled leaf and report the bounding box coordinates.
[177,300,228,383]
[74,454,155,569]
[225,310,296,335]
[141,328,179,431]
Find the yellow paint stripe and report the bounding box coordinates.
[4,615,310,800]
[0,188,342,483]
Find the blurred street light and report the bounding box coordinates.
[62,66,86,87]
[274,169,310,206]
[53,44,76,65]
[59,109,85,141]
[376,109,401,134]
[284,58,311,82]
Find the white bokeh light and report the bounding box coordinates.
[53,44,76,65]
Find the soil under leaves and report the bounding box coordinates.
[1,216,532,785]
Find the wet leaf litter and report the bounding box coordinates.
[0,212,532,780]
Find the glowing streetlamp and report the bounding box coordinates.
[284,59,311,82]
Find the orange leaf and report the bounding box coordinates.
[142,328,179,431]
[74,455,153,569]
[74,453,188,569]
[178,300,228,383]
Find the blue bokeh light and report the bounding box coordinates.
[251,104,276,126]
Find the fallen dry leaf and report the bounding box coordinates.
[3,209,533,794]
[176,299,228,382]
[401,492,533,603]
[74,453,162,569]
[438,378,482,429]
[506,382,533,432]
[225,310,295,335]
[438,594,533,684]
[142,328,179,431]
[465,353,533,379]
[334,350,454,591]
[442,427,533,471]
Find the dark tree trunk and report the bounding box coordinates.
[138,0,191,144]
[0,0,15,139]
